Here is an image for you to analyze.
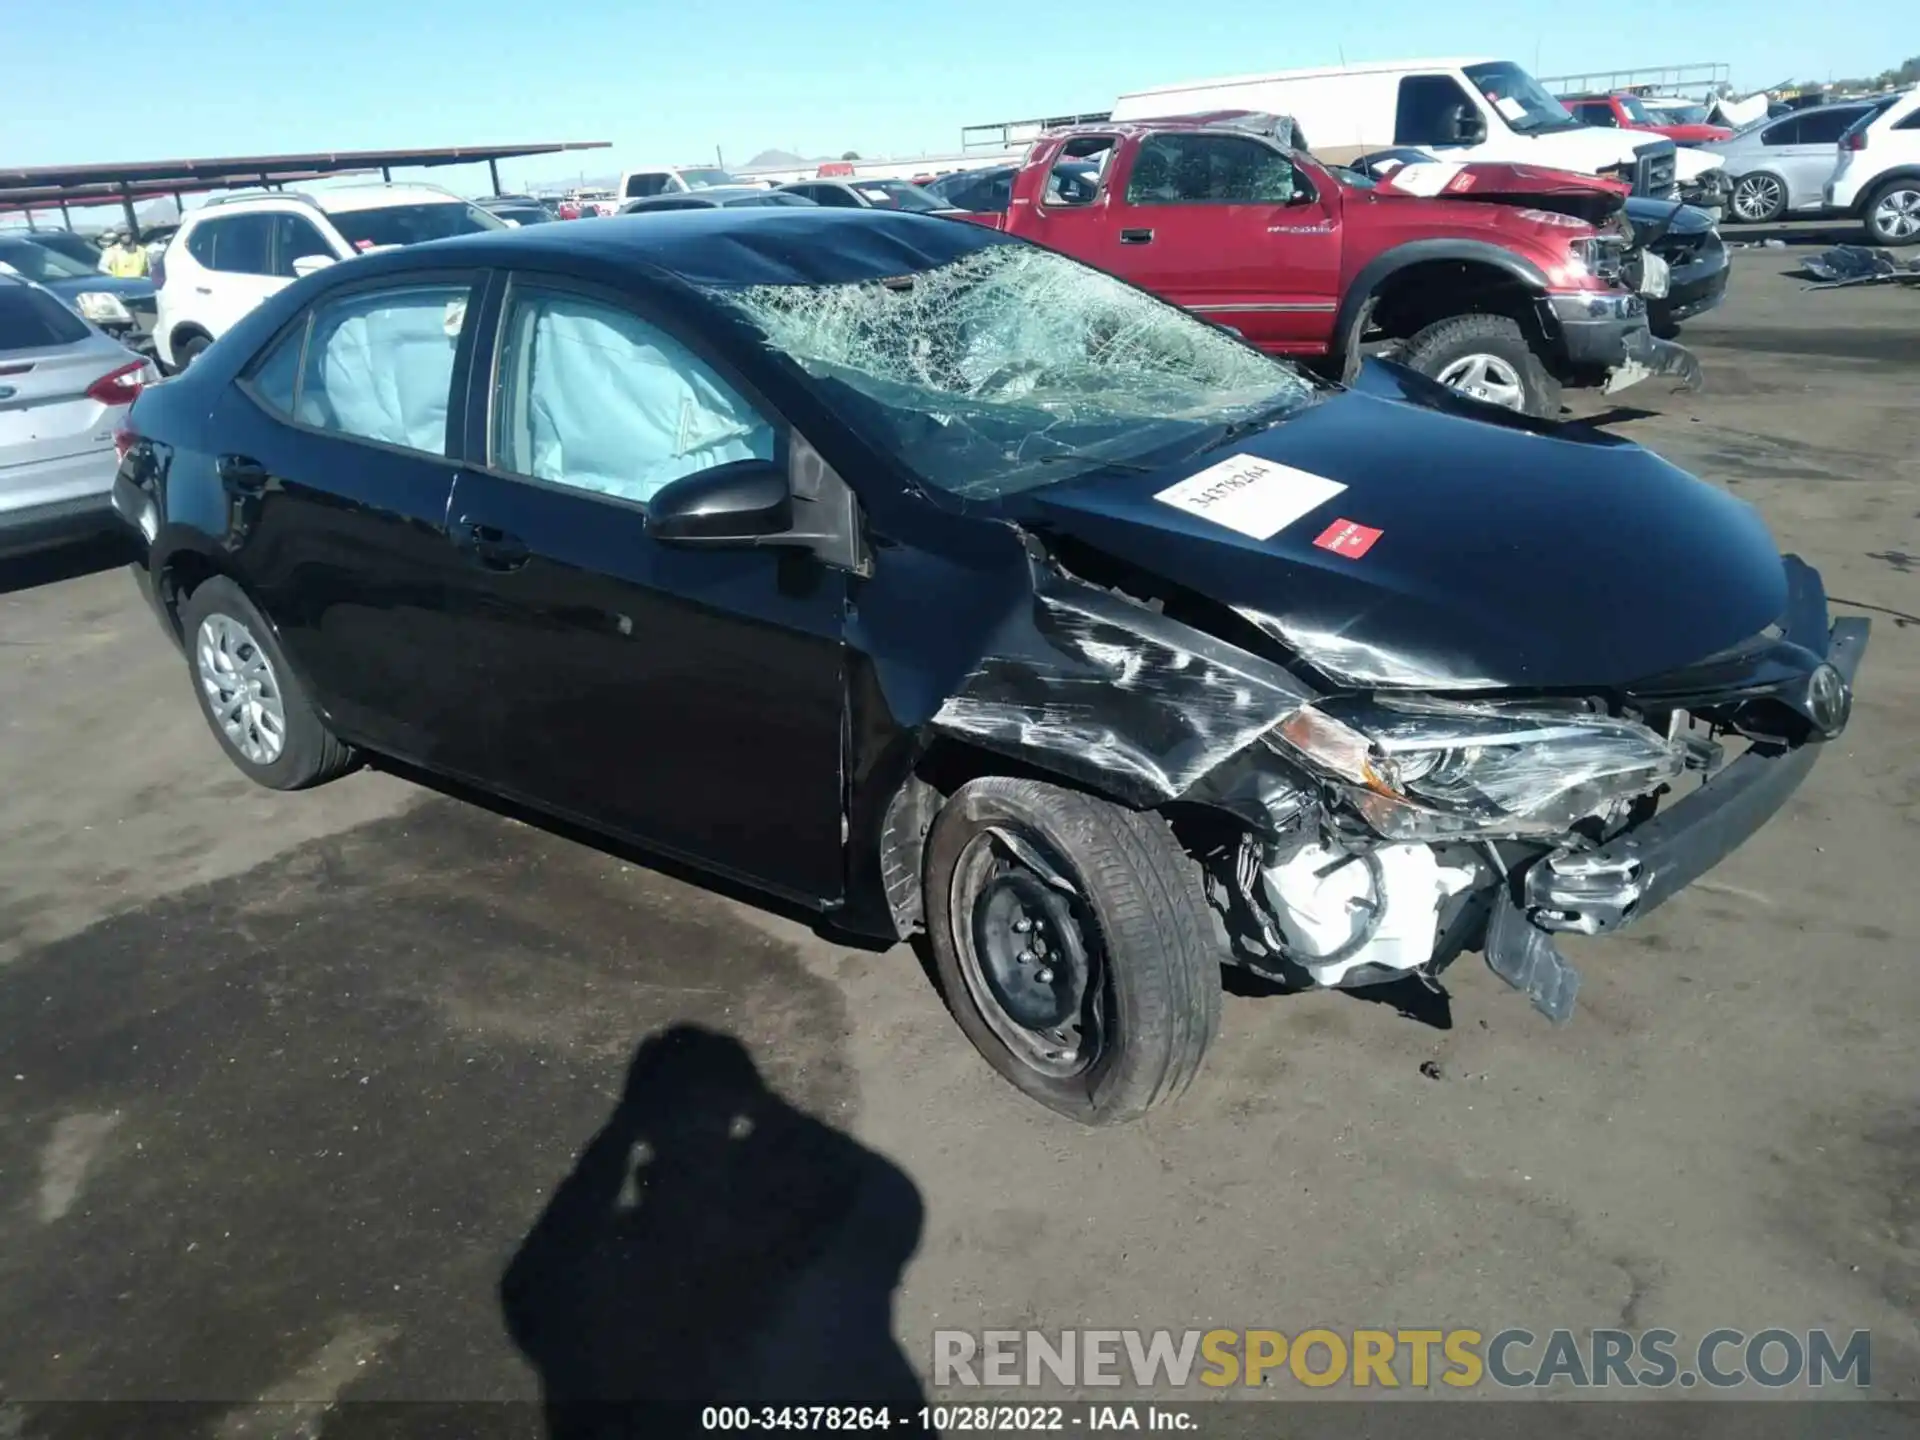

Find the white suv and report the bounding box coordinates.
[616,165,757,202]
[1825,89,1920,245]
[153,184,505,369]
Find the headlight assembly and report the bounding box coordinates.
[73,291,133,324]
[1270,695,1685,841]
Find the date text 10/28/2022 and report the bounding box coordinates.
[702,1405,1197,1431]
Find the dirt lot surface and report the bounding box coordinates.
[1,244,1915,1431]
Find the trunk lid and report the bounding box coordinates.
[0,333,134,468]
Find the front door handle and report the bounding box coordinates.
[216,453,269,496]
[1119,228,1154,245]
[451,516,530,572]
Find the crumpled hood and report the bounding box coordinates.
[1013,368,1789,692]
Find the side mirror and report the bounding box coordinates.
[291,254,337,278]
[647,461,792,545]
[1451,104,1488,144]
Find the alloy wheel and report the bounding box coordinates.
[196,613,286,765]
[1435,353,1527,411]
[951,825,1105,1079]
[1731,174,1784,222]
[1872,187,1920,241]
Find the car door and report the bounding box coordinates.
[442,275,848,902]
[207,271,489,765]
[192,214,288,337]
[1103,131,1338,354]
[1775,107,1863,209]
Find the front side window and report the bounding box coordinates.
[492,289,775,507]
[1574,102,1617,128]
[1614,94,1654,126]
[1124,134,1294,205]
[1044,137,1114,207]
[707,242,1313,498]
[270,215,335,277]
[294,284,471,455]
[1395,75,1482,146]
[328,203,504,252]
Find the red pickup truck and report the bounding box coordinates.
[955,113,1693,417]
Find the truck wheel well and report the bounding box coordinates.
[1363,260,1547,352]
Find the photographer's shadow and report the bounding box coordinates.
[500,1025,927,1437]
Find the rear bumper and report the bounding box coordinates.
[0,491,124,560]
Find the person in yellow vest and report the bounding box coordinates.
[99,229,149,279]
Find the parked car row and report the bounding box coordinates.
[105,204,1868,1123]
[1704,89,1920,241]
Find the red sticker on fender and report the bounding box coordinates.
[1313,519,1382,559]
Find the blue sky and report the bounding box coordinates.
[3,0,1894,201]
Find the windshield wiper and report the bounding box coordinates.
[1025,451,1162,474]
[1192,399,1302,456]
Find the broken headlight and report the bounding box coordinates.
[1269,696,1685,841]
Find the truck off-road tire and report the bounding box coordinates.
[923,777,1223,1126]
[178,577,357,791]
[1862,179,1920,247]
[1402,313,1562,419]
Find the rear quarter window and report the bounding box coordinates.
[0,286,89,350]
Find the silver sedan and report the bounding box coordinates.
[1701,102,1883,223]
[1,275,157,560]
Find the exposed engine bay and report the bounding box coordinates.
[926,524,1865,1024]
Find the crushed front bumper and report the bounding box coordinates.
[1543,291,1703,394]
[1484,612,1870,1022]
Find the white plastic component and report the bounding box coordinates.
[1260,839,1479,989]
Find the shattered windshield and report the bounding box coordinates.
[706,244,1313,498]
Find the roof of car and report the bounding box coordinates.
[352,206,1011,289]
[184,183,470,221]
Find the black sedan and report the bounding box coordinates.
[113,209,1866,1124]
[776,179,954,213]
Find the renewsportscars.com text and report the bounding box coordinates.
[933,1327,1872,1391]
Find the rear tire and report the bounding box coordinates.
[923,777,1223,1126]
[178,577,356,791]
[1401,313,1561,418]
[172,332,211,372]
[1862,179,1920,247]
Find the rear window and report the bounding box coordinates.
[0,285,90,351]
[328,202,504,251]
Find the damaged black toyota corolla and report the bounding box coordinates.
[114,209,1868,1124]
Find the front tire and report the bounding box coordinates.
[1863,179,1920,247]
[178,577,356,791]
[1401,313,1561,418]
[1729,171,1788,224]
[923,777,1223,1125]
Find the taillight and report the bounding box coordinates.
[1845,130,1868,152]
[152,249,168,289]
[114,421,138,462]
[86,360,153,407]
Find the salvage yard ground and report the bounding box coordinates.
[0,238,1915,1426]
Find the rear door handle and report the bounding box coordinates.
[216,453,269,496]
[194,286,213,295]
[1119,228,1154,245]
[451,516,530,572]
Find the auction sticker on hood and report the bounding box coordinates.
[1153,456,1346,541]
[1313,517,1383,559]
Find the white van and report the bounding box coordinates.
[1110,57,1728,204]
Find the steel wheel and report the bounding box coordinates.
[950,825,1107,1080]
[1435,352,1527,411]
[1871,186,1920,242]
[1730,173,1785,223]
[196,613,286,765]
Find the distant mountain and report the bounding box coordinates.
[743,149,809,169]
